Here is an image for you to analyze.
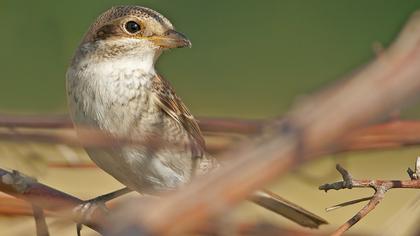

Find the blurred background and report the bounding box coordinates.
[1,0,420,235]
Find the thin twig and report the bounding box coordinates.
[32,204,50,236]
[3,119,420,156]
[325,197,372,212]
[0,114,263,135]
[319,162,420,236]
[0,114,72,129]
[332,191,385,236]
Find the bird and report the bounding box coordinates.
[66,5,327,229]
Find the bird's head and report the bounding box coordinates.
[78,6,191,61]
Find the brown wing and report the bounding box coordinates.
[151,74,205,153]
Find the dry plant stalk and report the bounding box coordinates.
[31,204,50,236]
[0,115,262,134]
[0,168,107,234]
[0,168,312,236]
[319,159,420,236]
[2,117,420,155]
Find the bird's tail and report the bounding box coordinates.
[250,189,328,229]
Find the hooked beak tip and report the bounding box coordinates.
[151,29,192,49]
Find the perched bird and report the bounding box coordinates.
[66,5,327,228]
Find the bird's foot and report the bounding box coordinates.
[73,188,132,236]
[73,198,108,236]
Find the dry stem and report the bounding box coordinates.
[319,161,420,236]
[32,204,50,236]
[0,168,107,234]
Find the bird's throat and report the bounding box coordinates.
[76,38,161,76]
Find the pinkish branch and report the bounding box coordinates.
[32,204,50,236]
[0,168,107,235]
[0,114,263,135]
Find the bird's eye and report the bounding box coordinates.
[125,21,141,34]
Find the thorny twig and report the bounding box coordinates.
[319,159,420,236]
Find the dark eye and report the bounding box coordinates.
[125,21,141,34]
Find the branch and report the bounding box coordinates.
[3,118,420,156]
[0,184,370,236]
[0,168,107,234]
[0,114,263,135]
[178,221,363,236]
[0,196,34,216]
[337,120,420,153]
[319,160,420,236]
[32,204,50,236]
[0,114,72,129]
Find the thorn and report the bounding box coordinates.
[325,197,373,212]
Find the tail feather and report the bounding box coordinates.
[250,189,328,229]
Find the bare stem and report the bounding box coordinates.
[0,168,107,234]
[320,162,420,236]
[32,204,50,236]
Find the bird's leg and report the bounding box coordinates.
[75,187,133,236]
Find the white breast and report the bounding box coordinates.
[66,41,194,193]
[66,44,158,135]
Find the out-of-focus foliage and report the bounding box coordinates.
[1,1,420,117]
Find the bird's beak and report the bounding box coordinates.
[150,29,192,49]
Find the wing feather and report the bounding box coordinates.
[151,75,205,153]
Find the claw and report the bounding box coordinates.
[73,188,132,235]
[73,199,108,236]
